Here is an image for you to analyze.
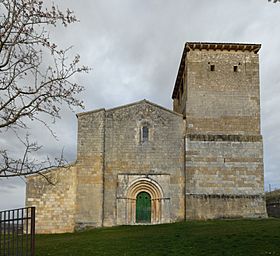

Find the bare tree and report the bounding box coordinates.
[0,0,89,178]
[268,0,280,3]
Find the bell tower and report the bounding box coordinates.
[172,42,261,135]
[173,42,267,219]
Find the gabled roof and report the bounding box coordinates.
[76,99,183,118]
[172,42,262,99]
[76,108,105,117]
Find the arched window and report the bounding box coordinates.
[142,126,149,142]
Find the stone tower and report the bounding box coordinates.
[173,42,267,219]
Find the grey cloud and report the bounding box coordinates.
[0,178,25,210]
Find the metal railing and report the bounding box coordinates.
[0,207,35,256]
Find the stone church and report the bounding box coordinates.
[26,42,267,234]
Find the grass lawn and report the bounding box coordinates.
[35,219,280,256]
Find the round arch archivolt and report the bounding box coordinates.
[126,178,164,224]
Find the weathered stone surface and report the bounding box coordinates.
[26,166,77,234]
[75,109,105,229]
[26,42,267,234]
[186,194,266,219]
[173,43,266,219]
[102,101,185,226]
[173,48,261,135]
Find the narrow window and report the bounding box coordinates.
[210,65,215,71]
[233,65,238,72]
[142,126,149,142]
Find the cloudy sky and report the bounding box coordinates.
[1,0,280,210]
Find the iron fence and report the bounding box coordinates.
[0,207,35,256]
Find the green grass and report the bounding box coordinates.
[35,219,280,256]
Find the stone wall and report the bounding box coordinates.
[102,100,185,226]
[173,45,267,219]
[186,194,266,219]
[75,109,105,229]
[25,101,186,232]
[185,134,267,219]
[174,49,261,135]
[26,166,77,234]
[67,100,185,229]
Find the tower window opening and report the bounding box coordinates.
[234,65,238,72]
[210,65,215,71]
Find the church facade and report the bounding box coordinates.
[26,42,267,234]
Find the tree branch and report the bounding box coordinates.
[0,0,89,179]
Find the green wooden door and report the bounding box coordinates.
[136,192,151,223]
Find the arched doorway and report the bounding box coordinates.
[124,178,165,224]
[136,192,151,223]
